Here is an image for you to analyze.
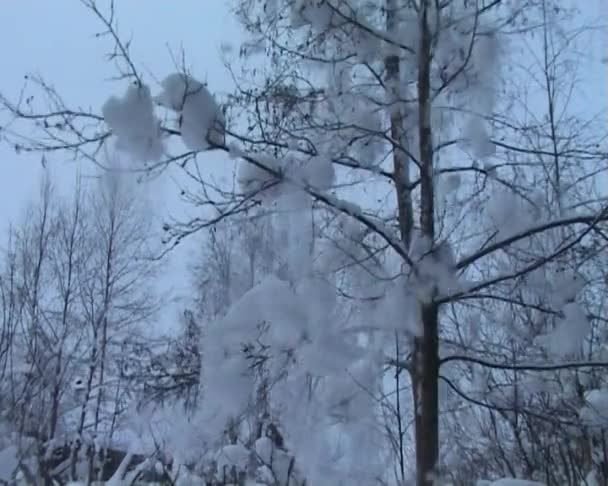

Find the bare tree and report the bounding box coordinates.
[68,168,160,482]
[0,170,164,483]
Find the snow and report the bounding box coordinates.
[294,155,335,190]
[583,470,601,486]
[219,274,308,348]
[485,189,536,238]
[266,450,294,485]
[105,450,134,485]
[438,17,500,159]
[290,0,335,31]
[354,28,382,64]
[203,350,253,421]
[538,302,590,357]
[418,241,461,299]
[110,428,150,456]
[208,270,349,379]
[174,469,206,485]
[237,154,283,193]
[268,352,384,485]
[299,330,361,376]
[349,102,384,163]
[326,62,352,97]
[217,443,250,470]
[322,194,365,221]
[0,445,18,482]
[200,272,334,436]
[464,116,496,159]
[154,73,224,151]
[408,234,461,301]
[470,33,500,115]
[459,370,490,401]
[6,4,602,486]
[376,277,422,336]
[281,189,314,280]
[235,151,334,196]
[580,388,608,426]
[550,269,585,308]
[254,437,274,465]
[102,83,164,162]
[443,173,462,194]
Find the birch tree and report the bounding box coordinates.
[0,0,606,484]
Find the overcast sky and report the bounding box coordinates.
[0,1,605,332]
[0,2,244,331]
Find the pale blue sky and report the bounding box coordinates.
[0,2,242,330]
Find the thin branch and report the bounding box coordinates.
[440,354,608,372]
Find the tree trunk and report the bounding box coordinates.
[385,0,413,251]
[414,2,440,484]
[413,304,440,486]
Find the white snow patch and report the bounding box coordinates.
[0,445,18,482]
[580,388,608,426]
[485,190,535,238]
[174,468,206,485]
[300,331,361,376]
[376,278,422,336]
[550,270,585,309]
[155,73,224,151]
[443,173,462,194]
[203,350,253,420]
[102,83,164,162]
[538,302,590,357]
[291,0,335,31]
[470,33,500,115]
[217,444,250,470]
[220,274,308,348]
[254,436,274,465]
[464,116,496,159]
[296,156,335,190]
[237,154,283,193]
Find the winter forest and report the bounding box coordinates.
[0,0,606,485]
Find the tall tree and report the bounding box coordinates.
[0,0,606,484]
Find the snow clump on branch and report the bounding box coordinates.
[154,73,225,151]
[102,83,164,162]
